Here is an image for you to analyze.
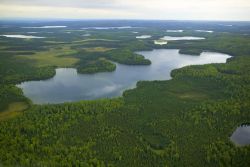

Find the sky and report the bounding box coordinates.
[0,0,250,21]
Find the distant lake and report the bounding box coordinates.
[166,30,184,32]
[17,49,231,104]
[230,125,250,146]
[22,26,67,28]
[81,26,135,30]
[195,30,214,33]
[136,35,152,39]
[0,35,45,39]
[154,40,168,45]
[161,36,205,41]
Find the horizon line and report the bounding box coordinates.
[1,18,250,22]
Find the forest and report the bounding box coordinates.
[0,20,250,166]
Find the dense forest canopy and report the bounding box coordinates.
[0,20,250,166]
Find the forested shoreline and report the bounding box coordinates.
[0,21,250,166]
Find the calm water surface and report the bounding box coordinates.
[17,49,231,104]
[230,125,250,146]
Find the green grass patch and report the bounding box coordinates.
[0,102,28,121]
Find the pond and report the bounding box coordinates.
[230,125,250,146]
[17,49,231,104]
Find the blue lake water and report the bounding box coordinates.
[230,125,250,146]
[17,49,231,104]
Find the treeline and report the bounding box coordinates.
[0,51,55,111]
[165,33,250,56]
[77,58,116,74]
[0,26,250,166]
[0,32,152,111]
[1,53,249,166]
[74,48,151,74]
[0,52,55,84]
[106,49,151,65]
[0,85,29,111]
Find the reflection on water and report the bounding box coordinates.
[17,49,230,104]
[230,125,250,146]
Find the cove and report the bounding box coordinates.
[17,49,231,104]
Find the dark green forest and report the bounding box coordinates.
[0,21,250,166]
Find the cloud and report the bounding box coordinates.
[0,0,250,20]
[0,4,137,19]
[0,0,124,9]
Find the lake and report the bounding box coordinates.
[154,40,168,45]
[195,30,214,33]
[166,30,184,32]
[230,125,250,146]
[136,35,152,39]
[0,35,45,39]
[81,26,135,30]
[22,26,67,28]
[161,36,205,41]
[17,49,231,104]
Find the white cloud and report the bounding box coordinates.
[0,0,250,20]
[0,4,137,19]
